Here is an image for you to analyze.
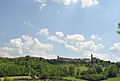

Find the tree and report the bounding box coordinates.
[76,68,80,76]
[69,66,75,77]
[87,68,97,74]
[107,65,118,77]
[117,23,120,34]
[95,65,103,74]
[116,62,120,68]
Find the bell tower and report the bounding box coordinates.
[91,54,93,63]
[57,56,59,59]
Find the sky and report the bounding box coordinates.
[0,0,120,62]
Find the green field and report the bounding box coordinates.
[65,76,120,81]
[64,77,87,81]
[102,76,120,81]
[1,76,120,81]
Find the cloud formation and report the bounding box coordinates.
[65,34,85,42]
[36,28,49,36]
[90,34,102,40]
[81,0,98,8]
[0,35,56,59]
[110,42,120,53]
[37,28,108,60]
[33,0,99,9]
[56,32,64,37]
[47,35,65,43]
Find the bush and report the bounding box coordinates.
[4,77,13,81]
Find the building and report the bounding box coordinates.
[91,54,101,63]
[57,54,101,63]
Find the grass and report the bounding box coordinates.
[102,77,120,81]
[1,75,120,81]
[0,76,32,81]
[64,77,87,81]
[102,76,120,81]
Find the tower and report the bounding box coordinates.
[57,56,59,59]
[91,54,93,63]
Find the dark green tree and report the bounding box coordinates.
[69,66,75,76]
[95,65,103,74]
[117,23,120,34]
[107,65,118,77]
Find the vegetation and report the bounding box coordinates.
[0,56,119,81]
[117,23,120,34]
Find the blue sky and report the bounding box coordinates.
[0,0,120,61]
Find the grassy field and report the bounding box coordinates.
[102,76,120,81]
[65,76,120,81]
[64,77,86,81]
[1,75,120,81]
[0,76,32,81]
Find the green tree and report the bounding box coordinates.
[95,65,103,74]
[117,23,120,34]
[76,68,80,75]
[69,66,75,76]
[107,65,118,77]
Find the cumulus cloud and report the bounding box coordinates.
[64,41,109,60]
[81,0,99,8]
[40,3,47,10]
[90,35,102,40]
[65,34,85,42]
[0,35,56,59]
[36,28,108,60]
[33,0,47,10]
[64,43,79,51]
[56,32,64,37]
[53,0,79,5]
[64,40,106,60]
[47,35,64,43]
[33,0,99,8]
[76,41,104,52]
[64,41,104,53]
[110,42,120,53]
[36,28,49,36]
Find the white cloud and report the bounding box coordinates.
[65,34,85,42]
[81,0,99,8]
[24,21,34,28]
[64,40,104,53]
[56,32,64,37]
[53,0,79,5]
[90,35,102,40]
[64,43,79,51]
[64,40,106,60]
[110,42,120,53]
[33,0,47,10]
[36,28,49,36]
[76,41,104,52]
[40,3,47,10]
[0,35,56,59]
[33,0,99,8]
[35,28,108,60]
[47,35,64,43]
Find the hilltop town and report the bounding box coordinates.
[57,54,104,63]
